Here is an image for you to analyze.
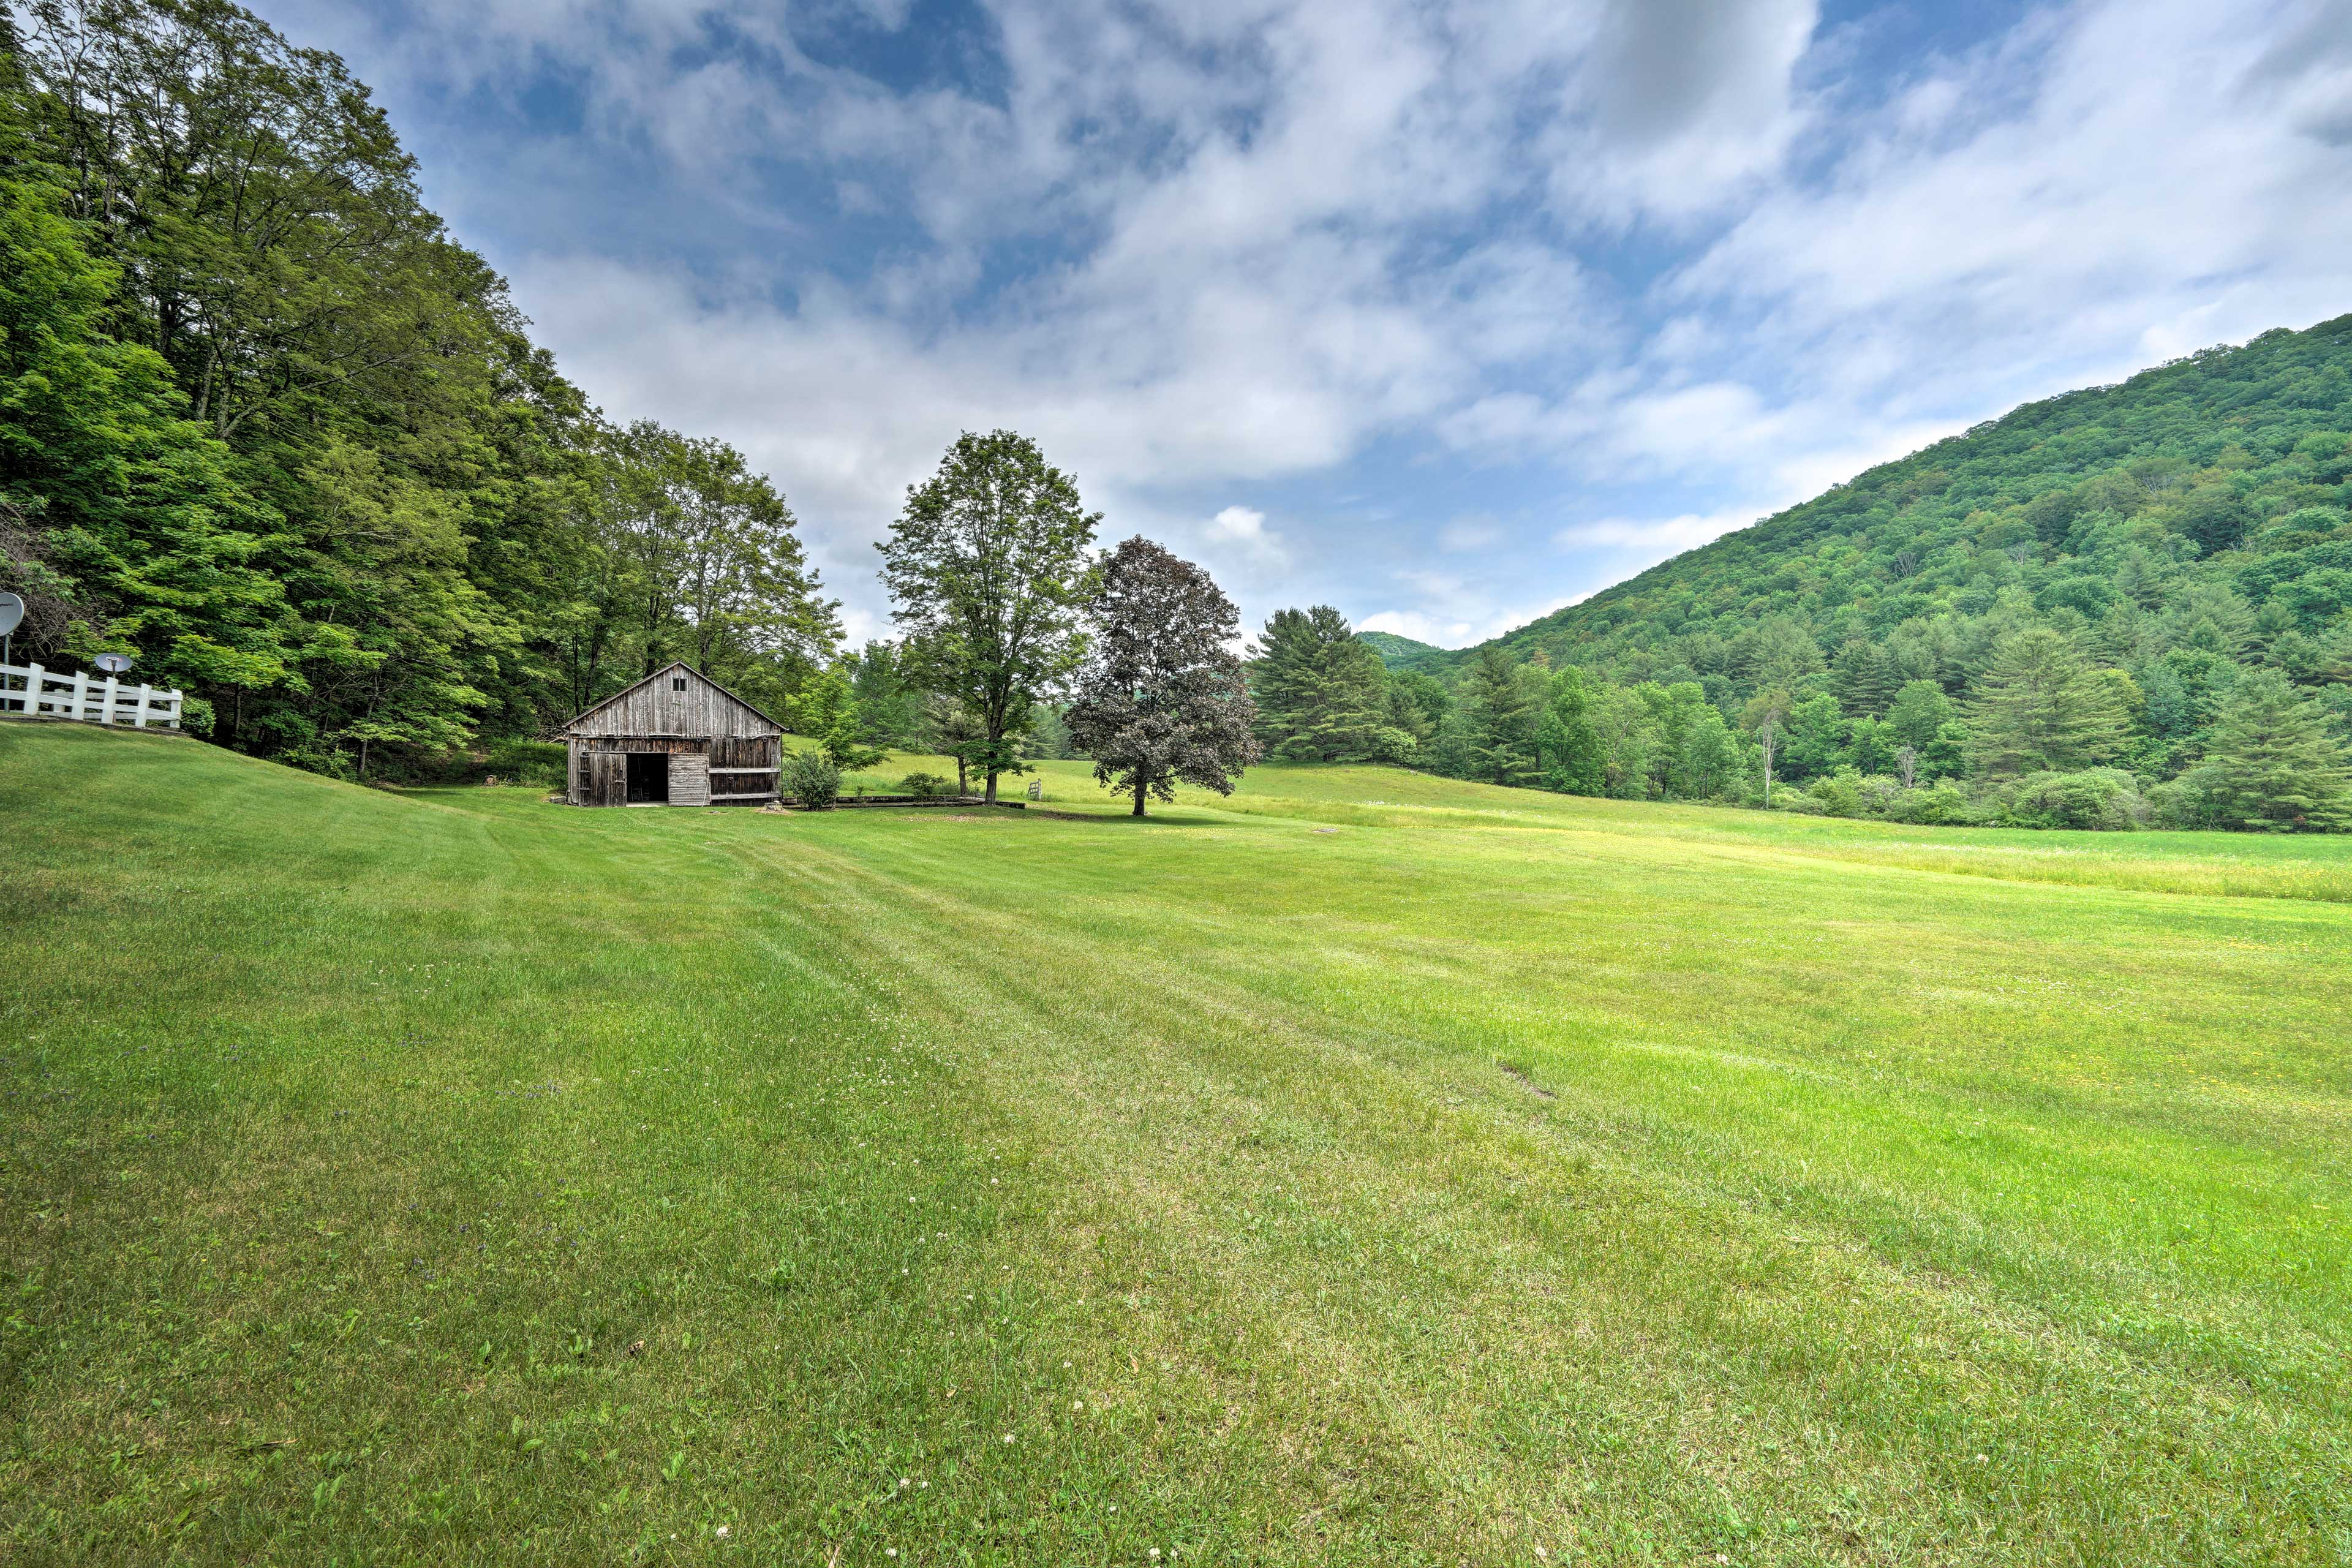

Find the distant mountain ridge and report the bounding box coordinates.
[1354,630,1450,671]
[1393,315,2352,687]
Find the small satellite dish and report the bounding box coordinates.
[0,593,22,637]
[94,652,135,675]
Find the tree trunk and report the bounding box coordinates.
[1133,777,1147,816]
[984,772,997,804]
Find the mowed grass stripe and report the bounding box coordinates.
[2,723,2348,1563]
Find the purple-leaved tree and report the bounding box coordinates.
[1065,537,1261,817]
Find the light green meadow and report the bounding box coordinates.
[4,722,2349,1565]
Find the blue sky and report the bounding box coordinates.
[272,0,2352,647]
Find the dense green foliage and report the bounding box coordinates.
[0,0,837,775]
[878,429,1101,803]
[1353,628,1448,673]
[1319,317,2352,829]
[1247,605,1411,763]
[9,723,2352,1560]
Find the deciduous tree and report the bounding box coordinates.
[880,431,1098,803]
[1064,538,1259,816]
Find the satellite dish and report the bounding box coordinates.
[0,594,21,638]
[94,652,134,674]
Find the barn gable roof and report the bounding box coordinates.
[559,662,786,738]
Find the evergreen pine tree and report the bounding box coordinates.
[1832,640,1899,716]
[1460,646,1539,785]
[1247,607,1408,761]
[1967,628,2130,776]
[2202,669,2352,831]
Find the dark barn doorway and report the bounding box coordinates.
[625,752,669,804]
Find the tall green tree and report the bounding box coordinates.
[1248,606,1408,762]
[1670,699,1743,799]
[2200,669,2352,831]
[880,430,1098,803]
[1452,646,1538,785]
[1064,537,1259,816]
[1832,640,1899,716]
[0,157,288,730]
[1885,680,1954,756]
[1968,628,2130,776]
[1536,666,1606,794]
[20,0,466,445]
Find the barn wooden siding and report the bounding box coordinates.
[559,665,784,807]
[566,665,780,741]
[708,733,782,805]
[668,753,712,807]
[574,749,631,807]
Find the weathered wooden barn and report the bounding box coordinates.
[560,663,783,807]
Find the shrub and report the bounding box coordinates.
[1855,774,1907,817]
[485,738,566,787]
[1811,769,1864,818]
[2004,768,2149,831]
[1886,781,1979,825]
[898,772,951,798]
[782,749,842,810]
[2147,766,2226,830]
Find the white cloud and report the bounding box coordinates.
[1362,570,1577,649]
[270,0,2352,652]
[1205,505,1287,562]
[1438,514,1502,552]
[1355,609,1473,647]
[1554,0,1822,225]
[1554,509,1754,554]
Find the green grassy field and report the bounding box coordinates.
[4,722,2350,1565]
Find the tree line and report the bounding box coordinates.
[6,0,2345,832]
[0,0,839,774]
[0,1,1264,813]
[1240,316,2352,833]
[1243,608,2349,830]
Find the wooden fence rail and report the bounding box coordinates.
[0,662,184,729]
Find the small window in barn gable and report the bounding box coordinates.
[672,676,687,692]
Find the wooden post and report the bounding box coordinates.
[69,668,88,722]
[100,673,119,724]
[23,662,43,717]
[134,683,152,727]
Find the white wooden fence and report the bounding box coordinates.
[1,662,183,729]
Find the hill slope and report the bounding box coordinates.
[1458,316,2352,709]
[1353,628,1451,671]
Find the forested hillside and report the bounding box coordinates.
[0,1,837,777]
[1295,318,2352,829]
[1489,317,2352,688]
[1354,629,1447,673]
